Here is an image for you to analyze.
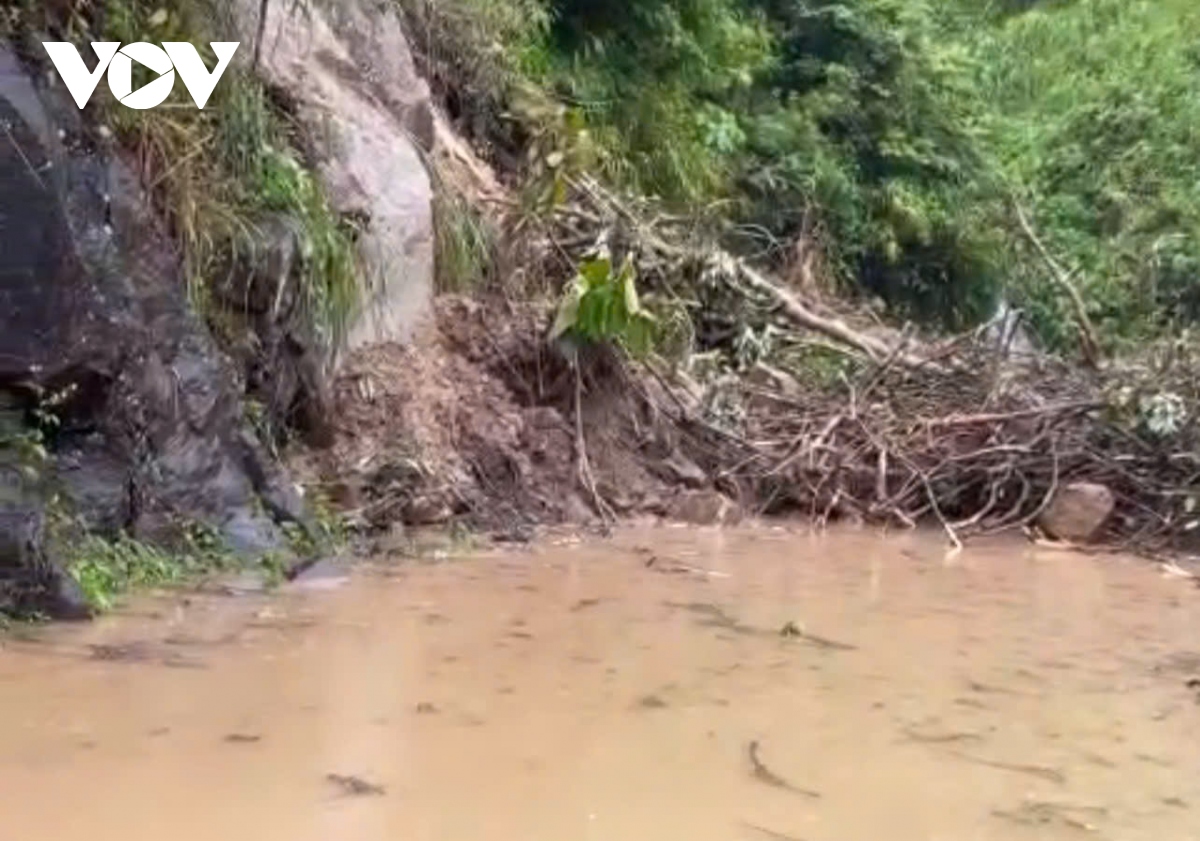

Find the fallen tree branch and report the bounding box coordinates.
[726,254,948,374]
[1013,200,1101,368]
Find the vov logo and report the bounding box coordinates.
[42,41,240,110]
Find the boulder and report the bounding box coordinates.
[0,503,91,620]
[1039,482,1115,543]
[0,45,293,614]
[225,0,435,357]
[668,489,741,526]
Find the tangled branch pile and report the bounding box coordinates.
[496,175,1200,554]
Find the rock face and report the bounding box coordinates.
[225,0,436,357]
[0,46,293,615]
[1039,482,1115,543]
[210,213,335,447]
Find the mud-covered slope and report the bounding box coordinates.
[295,297,732,541]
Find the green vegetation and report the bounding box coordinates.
[282,487,349,559]
[400,0,1200,351]
[962,0,1200,350]
[109,0,360,350]
[551,256,658,357]
[61,522,237,611]
[430,169,497,293]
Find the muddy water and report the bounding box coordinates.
[2,527,1199,841]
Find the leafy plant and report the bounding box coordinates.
[551,256,658,356]
[63,520,238,611]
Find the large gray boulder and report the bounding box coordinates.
[0,45,292,615]
[225,0,436,357]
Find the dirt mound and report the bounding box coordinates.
[295,296,704,538]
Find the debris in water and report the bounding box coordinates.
[741,820,809,841]
[946,750,1066,784]
[88,643,151,662]
[326,773,386,797]
[991,800,1106,832]
[161,654,208,669]
[747,740,820,798]
[636,694,668,710]
[224,733,262,744]
[779,620,857,651]
[900,726,985,745]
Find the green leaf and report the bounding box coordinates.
[551,276,585,340]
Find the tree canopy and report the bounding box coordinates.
[403,0,1200,349]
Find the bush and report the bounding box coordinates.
[405,0,1200,349]
[960,0,1200,348]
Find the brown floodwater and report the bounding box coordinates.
[1,525,1198,841]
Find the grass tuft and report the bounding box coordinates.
[94,0,362,352]
[61,520,238,611]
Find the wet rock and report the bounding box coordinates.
[0,45,295,614]
[210,214,300,315]
[651,453,708,488]
[0,498,92,620]
[226,0,435,354]
[216,219,335,448]
[668,489,740,526]
[53,439,131,536]
[1038,482,1114,542]
[43,565,92,621]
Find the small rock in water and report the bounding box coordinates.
[1038,482,1114,542]
[667,489,741,526]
